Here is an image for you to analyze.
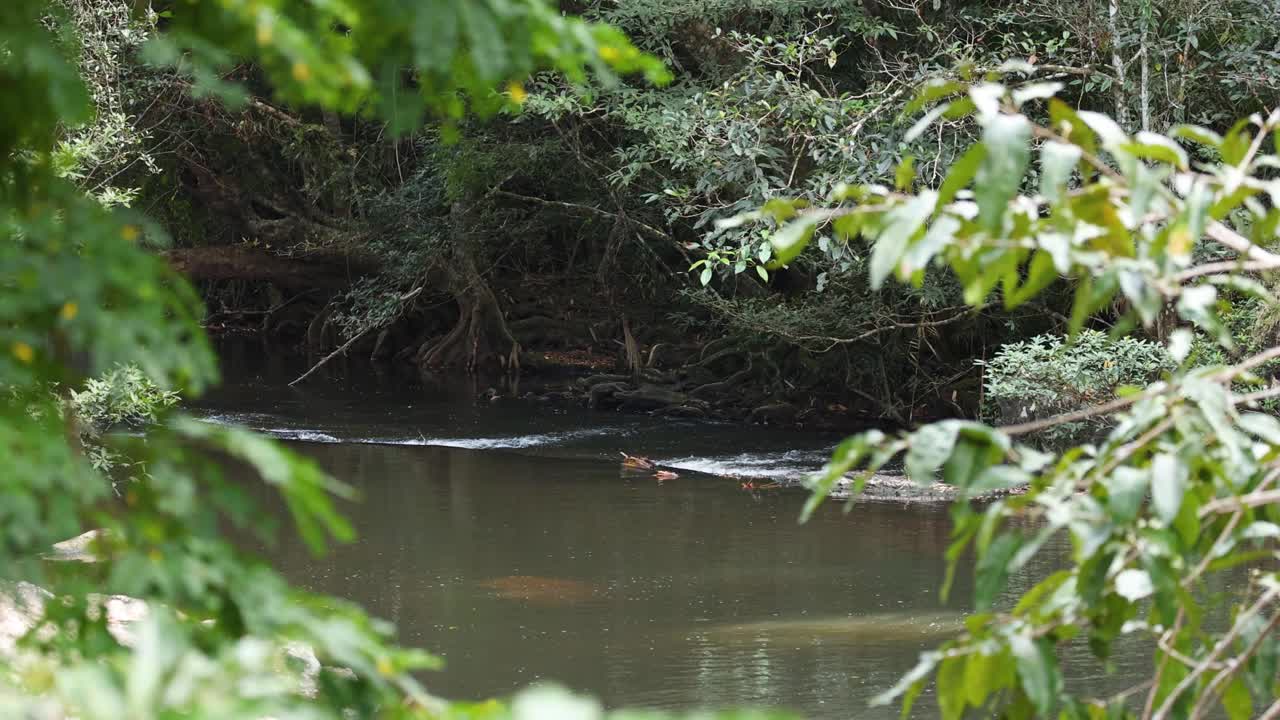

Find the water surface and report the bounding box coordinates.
[198,341,1149,718]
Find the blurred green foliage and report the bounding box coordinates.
[777,76,1280,718]
[0,1,739,718]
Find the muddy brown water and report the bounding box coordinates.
[196,340,1151,718]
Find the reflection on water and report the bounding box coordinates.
[250,442,961,716]
[230,440,1150,718]
[203,340,1151,718]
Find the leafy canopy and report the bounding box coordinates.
[758,68,1280,719]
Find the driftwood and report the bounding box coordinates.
[289,287,422,387]
[165,246,377,290]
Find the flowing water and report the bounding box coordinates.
[196,340,1150,718]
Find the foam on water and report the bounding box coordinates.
[194,409,833,478]
[660,449,831,480]
[361,426,617,450]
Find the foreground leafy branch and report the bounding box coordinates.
[757,69,1280,718]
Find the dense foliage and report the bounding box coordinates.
[981,331,1174,448]
[69,0,1276,423]
[780,76,1280,718]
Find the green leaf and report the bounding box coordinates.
[870,650,942,709]
[905,79,966,115]
[905,421,961,486]
[755,265,769,282]
[510,684,603,719]
[457,1,506,81]
[1222,677,1252,720]
[1006,251,1057,309]
[901,215,959,279]
[1122,132,1189,170]
[1142,555,1179,625]
[699,267,713,285]
[1077,110,1129,156]
[1113,568,1153,601]
[962,651,999,709]
[1009,632,1061,717]
[905,104,949,143]
[1239,412,1280,444]
[975,114,1031,233]
[413,1,459,69]
[762,198,805,223]
[769,219,817,267]
[1150,453,1187,525]
[1040,141,1081,205]
[1118,270,1161,326]
[801,431,885,522]
[969,465,1031,499]
[1103,466,1148,524]
[939,143,986,207]
[1170,124,1224,149]
[895,155,916,191]
[975,532,1021,611]
[1011,82,1063,106]
[870,191,936,289]
[1069,274,1118,337]
[937,656,966,720]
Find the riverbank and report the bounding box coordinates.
[198,336,1014,505]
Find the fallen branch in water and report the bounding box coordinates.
[289,287,422,387]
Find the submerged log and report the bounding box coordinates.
[588,381,630,408]
[748,402,799,425]
[165,246,377,290]
[614,385,686,411]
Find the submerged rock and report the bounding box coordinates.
[700,610,964,646]
[0,581,144,654]
[823,474,1028,503]
[476,576,603,606]
[614,385,686,411]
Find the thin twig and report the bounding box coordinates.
[1143,608,1186,719]
[1000,391,1146,436]
[288,287,422,387]
[1152,586,1280,720]
[494,189,672,242]
[1188,609,1280,719]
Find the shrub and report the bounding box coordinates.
[70,364,179,432]
[979,330,1174,448]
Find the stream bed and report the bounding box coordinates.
[194,341,1149,718]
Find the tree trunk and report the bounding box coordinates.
[416,202,520,373]
[1109,0,1129,128]
[1138,0,1151,132]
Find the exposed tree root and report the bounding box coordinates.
[415,202,520,374]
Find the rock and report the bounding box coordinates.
[476,576,603,606]
[748,402,798,425]
[581,373,630,387]
[821,474,1029,504]
[0,581,49,655]
[45,528,110,562]
[637,368,675,385]
[588,381,630,408]
[614,385,686,411]
[654,405,707,419]
[0,581,144,654]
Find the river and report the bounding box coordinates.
[194,340,1150,718]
